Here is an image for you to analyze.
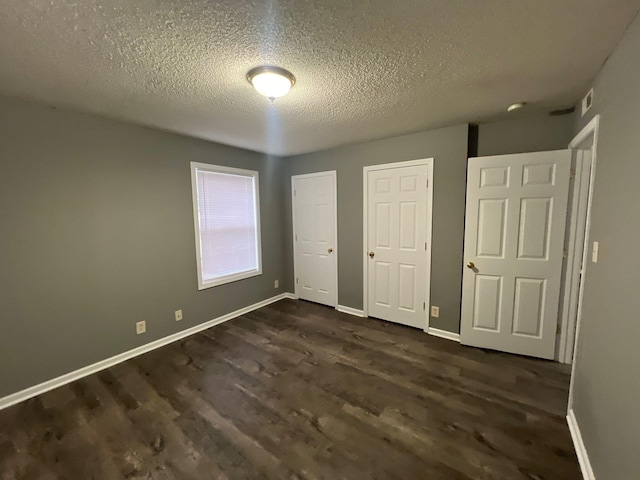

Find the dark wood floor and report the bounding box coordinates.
[0,299,580,480]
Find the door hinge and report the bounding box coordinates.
[425,242,427,251]
[570,168,576,179]
[556,324,561,334]
[295,234,298,241]
[296,277,299,284]
[423,302,426,310]
[426,178,429,188]
[563,248,568,259]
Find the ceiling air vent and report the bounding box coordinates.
[581,88,594,116]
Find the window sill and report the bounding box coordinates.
[198,269,262,290]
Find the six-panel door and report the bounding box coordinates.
[293,173,337,307]
[461,150,571,359]
[367,164,429,329]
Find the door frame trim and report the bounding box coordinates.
[291,170,339,307]
[362,158,434,329]
[567,115,600,407]
[558,147,594,364]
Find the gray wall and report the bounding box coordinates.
[284,125,469,333]
[0,96,288,398]
[0,84,593,400]
[570,13,640,479]
[476,112,575,157]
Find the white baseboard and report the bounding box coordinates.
[0,292,294,411]
[567,408,596,480]
[283,292,297,300]
[427,327,461,342]
[336,305,366,317]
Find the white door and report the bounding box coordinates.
[292,172,337,307]
[365,161,431,329]
[460,150,571,360]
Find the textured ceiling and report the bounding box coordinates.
[0,1,638,156]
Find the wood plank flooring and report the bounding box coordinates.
[0,299,581,479]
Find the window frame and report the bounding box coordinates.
[190,161,262,290]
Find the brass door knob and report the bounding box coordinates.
[369,251,375,258]
[328,247,334,253]
[467,261,475,269]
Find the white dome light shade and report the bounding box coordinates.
[247,66,295,100]
[507,102,527,112]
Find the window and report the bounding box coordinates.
[190,162,262,289]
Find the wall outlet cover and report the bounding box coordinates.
[274,280,279,288]
[430,306,440,318]
[175,310,183,321]
[136,320,146,335]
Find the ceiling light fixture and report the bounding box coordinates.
[247,66,296,101]
[507,102,526,112]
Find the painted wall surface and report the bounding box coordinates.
[284,125,469,334]
[571,13,640,479]
[0,96,288,398]
[476,112,575,157]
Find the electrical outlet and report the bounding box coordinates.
[430,306,440,318]
[274,279,279,288]
[592,241,599,263]
[136,320,146,335]
[175,309,183,321]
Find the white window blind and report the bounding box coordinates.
[191,163,262,289]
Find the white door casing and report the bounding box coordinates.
[461,150,571,360]
[558,148,593,364]
[568,115,600,410]
[292,171,338,307]
[364,159,433,329]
